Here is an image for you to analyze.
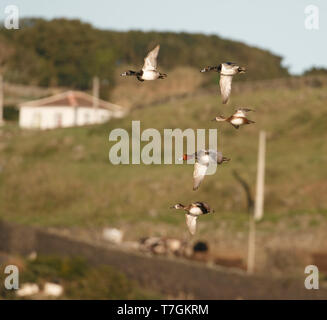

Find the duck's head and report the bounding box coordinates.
[170,204,184,210]
[179,154,192,161]
[212,116,226,122]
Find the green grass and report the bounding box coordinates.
[1,82,327,241]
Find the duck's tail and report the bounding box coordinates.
[159,73,167,79]
[238,66,246,73]
[218,157,231,164]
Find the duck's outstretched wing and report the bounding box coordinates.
[193,162,208,191]
[219,75,233,104]
[234,108,253,117]
[194,201,211,213]
[185,214,197,235]
[142,45,160,72]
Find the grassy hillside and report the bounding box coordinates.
[1,78,327,244]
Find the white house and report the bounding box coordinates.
[18,90,126,130]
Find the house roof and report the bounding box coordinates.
[18,90,125,112]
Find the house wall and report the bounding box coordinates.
[75,107,112,126]
[19,106,112,130]
[112,109,127,118]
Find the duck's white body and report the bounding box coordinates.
[231,117,244,125]
[189,206,203,216]
[198,154,210,165]
[220,62,240,76]
[141,70,160,81]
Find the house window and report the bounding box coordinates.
[54,113,63,127]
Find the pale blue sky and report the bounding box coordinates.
[2,0,326,74]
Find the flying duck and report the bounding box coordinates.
[200,62,246,104]
[181,149,230,190]
[121,45,167,81]
[170,202,214,235]
[213,108,255,129]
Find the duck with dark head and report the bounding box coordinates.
[200,62,246,104]
[121,45,167,82]
[170,202,214,235]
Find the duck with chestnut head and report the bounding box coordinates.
[213,108,255,129]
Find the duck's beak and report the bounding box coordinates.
[169,206,175,209]
[211,118,216,121]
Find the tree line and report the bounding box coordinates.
[0,18,290,98]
